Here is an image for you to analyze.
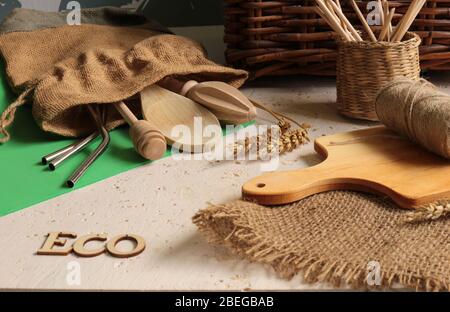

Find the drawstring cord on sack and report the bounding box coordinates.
[0,87,34,144]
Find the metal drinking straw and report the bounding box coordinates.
[47,132,99,170]
[66,105,110,188]
[41,104,110,188]
[42,142,78,165]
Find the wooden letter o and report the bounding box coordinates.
[106,234,146,258]
[73,234,107,257]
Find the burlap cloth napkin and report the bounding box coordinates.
[0,7,247,142]
[194,191,450,291]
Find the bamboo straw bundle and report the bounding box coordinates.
[315,0,354,41]
[315,0,355,41]
[391,0,427,42]
[378,0,385,27]
[382,0,393,39]
[379,8,395,42]
[324,0,422,121]
[314,0,427,43]
[350,0,376,42]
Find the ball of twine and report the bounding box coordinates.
[375,78,450,159]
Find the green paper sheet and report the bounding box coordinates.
[0,64,251,217]
[0,66,164,217]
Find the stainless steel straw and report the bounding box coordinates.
[66,105,110,188]
[42,142,77,165]
[47,132,99,170]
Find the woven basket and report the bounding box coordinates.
[224,0,450,79]
[336,32,421,121]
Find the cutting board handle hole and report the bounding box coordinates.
[257,183,266,188]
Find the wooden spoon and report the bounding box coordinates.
[140,85,221,153]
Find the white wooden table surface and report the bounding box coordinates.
[0,26,449,291]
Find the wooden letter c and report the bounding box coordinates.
[73,234,107,257]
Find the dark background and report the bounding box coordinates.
[0,0,224,26]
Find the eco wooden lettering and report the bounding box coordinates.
[37,232,146,258]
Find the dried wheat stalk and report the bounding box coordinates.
[232,102,310,160]
[405,201,450,222]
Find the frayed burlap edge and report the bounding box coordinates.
[193,202,449,292]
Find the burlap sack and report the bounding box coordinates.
[0,11,247,142]
[193,191,450,291]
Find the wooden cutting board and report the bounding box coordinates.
[242,126,450,208]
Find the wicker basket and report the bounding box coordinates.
[336,32,421,121]
[224,0,450,79]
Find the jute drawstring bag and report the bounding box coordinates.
[193,191,450,291]
[0,12,247,142]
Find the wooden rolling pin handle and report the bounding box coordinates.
[114,102,166,161]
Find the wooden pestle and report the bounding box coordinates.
[158,77,257,124]
[113,101,167,161]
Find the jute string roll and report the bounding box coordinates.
[376,79,450,159]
